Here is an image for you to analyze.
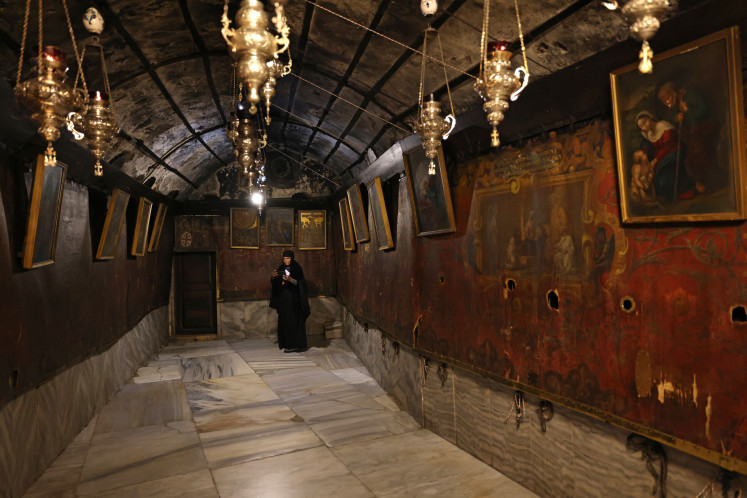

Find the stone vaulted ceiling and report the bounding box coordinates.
[0,0,700,201]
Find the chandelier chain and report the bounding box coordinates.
[62,0,87,96]
[515,0,529,77]
[417,27,428,126]
[16,0,31,88]
[300,0,476,82]
[479,0,488,79]
[289,72,409,134]
[38,0,42,63]
[437,30,455,118]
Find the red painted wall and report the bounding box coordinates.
[334,119,747,464]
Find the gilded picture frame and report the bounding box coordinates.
[131,198,153,256]
[96,189,130,260]
[610,27,746,223]
[338,198,355,251]
[346,184,369,242]
[298,210,326,250]
[265,207,294,246]
[147,204,168,253]
[230,207,260,249]
[22,155,67,269]
[367,177,394,250]
[402,144,456,236]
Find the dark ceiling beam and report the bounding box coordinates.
[279,0,316,148]
[93,0,227,169]
[118,130,198,189]
[322,0,468,165]
[271,115,363,156]
[342,0,596,174]
[301,0,392,158]
[178,0,227,126]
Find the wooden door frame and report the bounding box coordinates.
[173,251,218,337]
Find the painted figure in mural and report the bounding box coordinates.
[657,81,721,194]
[269,250,310,353]
[635,111,695,203]
[630,149,656,205]
[590,226,615,288]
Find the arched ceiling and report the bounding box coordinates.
[0,0,700,201]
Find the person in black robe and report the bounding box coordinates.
[269,250,310,352]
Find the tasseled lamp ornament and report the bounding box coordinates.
[66,7,120,177]
[14,0,87,166]
[413,27,456,175]
[603,0,672,74]
[474,0,529,148]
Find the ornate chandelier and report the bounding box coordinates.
[221,0,290,115]
[474,0,529,148]
[14,0,86,166]
[66,8,119,176]
[414,27,456,175]
[603,0,672,74]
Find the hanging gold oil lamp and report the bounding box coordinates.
[66,9,119,176]
[413,27,456,175]
[222,0,290,114]
[603,0,672,74]
[14,0,87,166]
[474,0,529,148]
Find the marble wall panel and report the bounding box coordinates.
[454,370,493,464]
[0,307,169,498]
[341,310,743,497]
[218,298,342,340]
[421,362,456,444]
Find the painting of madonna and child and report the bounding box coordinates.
[610,27,746,223]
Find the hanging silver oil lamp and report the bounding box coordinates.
[415,95,455,175]
[603,0,672,74]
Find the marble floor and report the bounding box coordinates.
[23,338,537,497]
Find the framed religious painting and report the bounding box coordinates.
[265,207,294,246]
[402,144,456,236]
[346,184,370,242]
[338,198,355,251]
[22,155,67,269]
[130,198,153,256]
[230,207,259,249]
[147,204,168,252]
[367,177,394,250]
[298,210,326,250]
[96,189,130,260]
[610,27,746,223]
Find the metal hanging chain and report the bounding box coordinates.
[98,38,114,114]
[62,0,87,96]
[15,0,32,88]
[417,27,429,126]
[479,0,489,80]
[300,0,476,82]
[437,29,455,118]
[288,72,410,134]
[514,0,529,77]
[38,0,42,62]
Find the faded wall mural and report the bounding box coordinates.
[334,120,747,467]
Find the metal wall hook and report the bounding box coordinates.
[537,400,554,432]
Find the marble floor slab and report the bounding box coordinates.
[25,337,536,498]
[179,352,254,382]
[184,374,278,412]
[94,380,191,434]
[212,446,373,498]
[332,429,538,498]
[77,421,206,496]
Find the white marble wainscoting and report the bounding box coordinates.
[0,307,169,498]
[218,297,343,341]
[24,336,537,497]
[342,310,746,497]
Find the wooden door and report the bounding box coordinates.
[175,252,217,335]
